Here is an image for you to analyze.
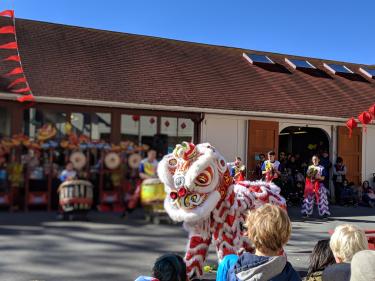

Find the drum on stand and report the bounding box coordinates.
[58,180,93,220]
[140,178,170,224]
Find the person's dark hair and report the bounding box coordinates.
[152,253,186,281]
[268,150,275,156]
[236,156,242,161]
[259,153,265,158]
[362,180,370,189]
[307,239,335,277]
[336,157,343,164]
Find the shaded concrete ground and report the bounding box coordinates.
[0,206,374,281]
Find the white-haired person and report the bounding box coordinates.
[322,224,368,281]
[350,250,375,281]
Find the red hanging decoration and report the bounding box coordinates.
[369,104,375,118]
[17,94,34,103]
[358,111,372,133]
[11,86,30,93]
[4,67,23,77]
[0,26,15,34]
[7,77,26,89]
[181,122,186,129]
[346,117,357,138]
[164,120,170,127]
[0,42,17,49]
[3,55,20,62]
[132,115,140,122]
[149,117,155,124]
[0,10,14,18]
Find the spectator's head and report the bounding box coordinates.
[279,151,286,160]
[235,156,242,165]
[322,150,329,158]
[350,250,375,281]
[66,162,74,171]
[336,157,343,165]
[147,149,157,161]
[246,204,291,256]
[259,153,265,162]
[307,239,335,277]
[330,224,368,263]
[290,155,296,163]
[362,181,370,189]
[152,253,186,281]
[267,150,276,162]
[312,155,320,166]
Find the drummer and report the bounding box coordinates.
[139,149,158,180]
[59,162,77,182]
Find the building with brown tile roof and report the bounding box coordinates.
[0,18,374,199]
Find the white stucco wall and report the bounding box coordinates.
[362,125,375,184]
[202,114,374,186]
[201,115,247,163]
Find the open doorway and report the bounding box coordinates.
[278,126,331,206]
[279,126,330,163]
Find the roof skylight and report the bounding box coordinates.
[243,53,274,65]
[359,67,375,78]
[285,58,315,69]
[324,63,353,74]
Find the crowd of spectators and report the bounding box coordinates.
[135,204,374,281]
[253,150,375,208]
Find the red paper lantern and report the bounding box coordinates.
[149,117,155,124]
[358,111,372,133]
[180,122,186,129]
[132,115,140,122]
[346,117,357,138]
[164,120,170,127]
[369,104,375,118]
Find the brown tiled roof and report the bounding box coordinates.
[3,18,375,119]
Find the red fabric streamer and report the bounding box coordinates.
[17,94,34,103]
[4,67,23,77]
[7,77,26,89]
[0,26,15,34]
[3,55,21,62]
[346,117,357,138]
[0,10,14,18]
[358,111,372,133]
[11,86,30,93]
[0,42,17,49]
[369,104,375,118]
[304,177,320,203]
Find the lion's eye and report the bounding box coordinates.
[194,167,213,187]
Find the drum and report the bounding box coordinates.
[105,152,121,170]
[140,178,166,205]
[58,180,93,212]
[128,153,141,169]
[70,152,87,171]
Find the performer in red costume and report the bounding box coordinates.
[301,155,330,219]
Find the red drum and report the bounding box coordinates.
[58,180,93,213]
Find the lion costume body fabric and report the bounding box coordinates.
[158,143,286,278]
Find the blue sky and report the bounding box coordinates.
[6,0,375,64]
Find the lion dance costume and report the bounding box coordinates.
[158,142,286,279]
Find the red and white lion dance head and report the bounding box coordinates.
[158,142,286,278]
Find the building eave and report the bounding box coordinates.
[0,92,348,123]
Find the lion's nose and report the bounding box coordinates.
[178,187,187,197]
[170,186,188,200]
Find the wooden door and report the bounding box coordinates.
[247,120,279,178]
[337,126,362,185]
